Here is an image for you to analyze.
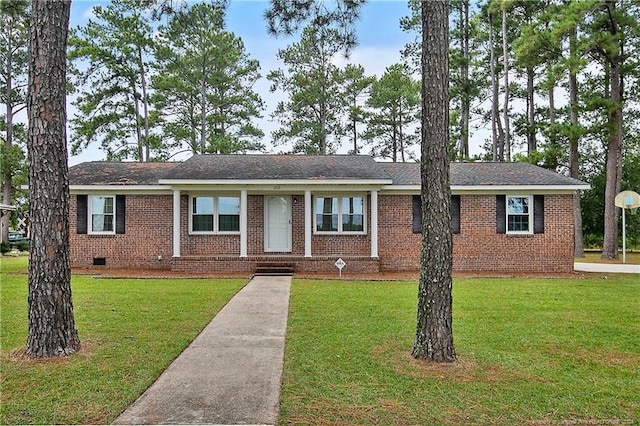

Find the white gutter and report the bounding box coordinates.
[158,179,393,186]
[69,185,172,193]
[382,184,591,193]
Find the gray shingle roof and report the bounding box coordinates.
[161,154,391,181]
[69,162,180,185]
[450,162,587,186]
[381,162,588,187]
[69,155,588,188]
[380,163,421,185]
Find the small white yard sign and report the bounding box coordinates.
[335,258,346,277]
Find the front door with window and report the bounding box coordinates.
[265,196,292,252]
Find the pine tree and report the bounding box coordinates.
[26,0,80,358]
[68,0,160,161]
[268,25,345,154]
[337,64,375,155]
[153,2,264,155]
[413,0,456,363]
[364,63,420,162]
[0,0,29,242]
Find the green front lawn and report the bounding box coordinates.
[280,277,640,425]
[2,256,638,425]
[577,251,640,264]
[0,257,247,424]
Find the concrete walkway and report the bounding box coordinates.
[113,275,292,425]
[574,262,640,273]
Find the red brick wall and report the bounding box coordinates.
[452,194,574,273]
[378,193,575,273]
[378,194,422,271]
[180,195,240,255]
[171,255,378,274]
[247,195,264,255]
[70,192,576,274]
[70,194,174,269]
[310,194,371,257]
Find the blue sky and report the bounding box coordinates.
[67,1,418,163]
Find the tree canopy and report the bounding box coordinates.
[153,2,265,156]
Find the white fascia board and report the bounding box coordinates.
[450,184,591,192]
[69,185,172,194]
[158,179,392,186]
[380,184,591,194]
[178,185,389,194]
[380,185,420,194]
[161,180,393,193]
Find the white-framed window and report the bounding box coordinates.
[190,195,240,234]
[314,195,366,234]
[507,195,532,234]
[89,195,115,234]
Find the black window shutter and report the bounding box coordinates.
[77,195,88,234]
[116,195,126,234]
[412,195,421,234]
[452,195,461,234]
[534,195,544,234]
[496,195,506,234]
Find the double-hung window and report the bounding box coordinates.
[190,196,240,234]
[218,197,241,232]
[315,196,365,234]
[497,195,544,235]
[507,195,532,234]
[90,195,115,234]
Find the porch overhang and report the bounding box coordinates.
[168,183,384,261]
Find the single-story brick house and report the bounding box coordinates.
[68,155,589,274]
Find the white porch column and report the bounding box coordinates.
[370,190,378,258]
[172,189,181,258]
[305,190,312,257]
[240,190,248,258]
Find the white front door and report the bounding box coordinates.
[265,196,292,252]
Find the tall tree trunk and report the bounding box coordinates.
[352,98,358,154]
[548,68,555,127]
[413,0,455,363]
[547,65,559,170]
[319,102,327,155]
[399,100,406,162]
[2,34,14,242]
[1,6,26,243]
[26,0,79,358]
[132,78,143,162]
[501,6,511,161]
[459,0,470,158]
[489,12,505,161]
[527,66,536,153]
[138,45,150,162]
[392,124,397,163]
[200,61,207,154]
[601,2,622,260]
[568,25,584,257]
[489,12,498,161]
[602,59,622,259]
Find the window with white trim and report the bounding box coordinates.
[315,196,365,234]
[507,195,532,234]
[89,195,115,234]
[190,196,240,234]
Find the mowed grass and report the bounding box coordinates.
[0,256,247,425]
[280,277,640,425]
[2,256,639,425]
[578,251,640,264]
